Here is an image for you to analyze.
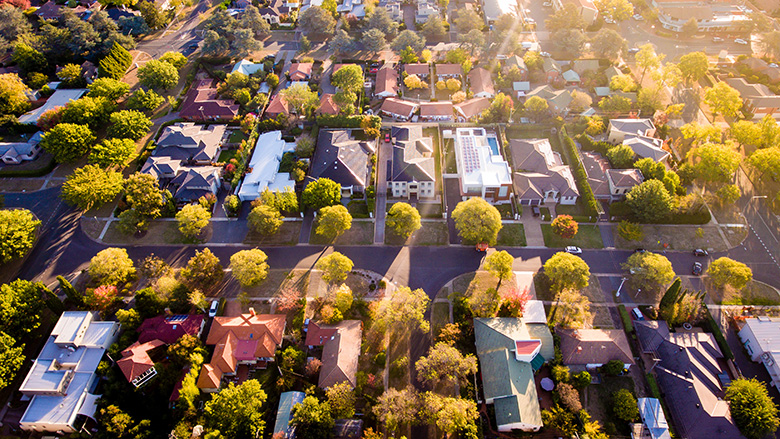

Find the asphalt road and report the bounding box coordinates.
[136,0,210,59]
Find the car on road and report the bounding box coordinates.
[524,8,531,14]
[209,300,219,318]
[532,206,540,217]
[384,133,391,143]
[735,38,748,45]
[692,262,703,276]
[565,246,583,255]
[693,248,709,257]
[712,36,724,42]
[542,1,552,6]
[604,17,615,24]
[525,17,535,24]
[628,48,640,54]
[539,51,552,57]
[634,248,647,253]
[631,308,645,321]
[632,14,644,20]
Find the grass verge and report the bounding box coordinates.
[309,220,374,245]
[244,221,302,246]
[541,224,604,248]
[385,221,449,246]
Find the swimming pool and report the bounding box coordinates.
[487,136,500,155]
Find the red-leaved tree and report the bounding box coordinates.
[551,214,579,239]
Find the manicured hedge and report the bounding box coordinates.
[559,128,600,217]
[702,304,734,359]
[316,114,381,129]
[618,304,634,334]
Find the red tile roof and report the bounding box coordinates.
[468,67,495,96]
[179,79,239,121]
[305,321,340,346]
[137,314,205,345]
[117,340,165,383]
[288,63,313,81]
[375,66,398,96]
[265,93,289,118]
[317,93,340,115]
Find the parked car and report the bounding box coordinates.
[525,17,535,24]
[692,262,703,276]
[631,308,645,321]
[539,51,552,57]
[565,246,583,255]
[384,133,391,143]
[632,14,644,20]
[542,1,552,6]
[209,300,219,318]
[604,17,615,24]
[634,248,647,253]
[712,36,724,42]
[693,248,709,257]
[735,38,748,45]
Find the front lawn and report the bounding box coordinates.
[244,221,302,246]
[613,224,736,252]
[707,278,780,305]
[541,224,604,248]
[309,219,374,245]
[385,221,449,246]
[347,199,370,218]
[496,223,526,246]
[496,203,514,219]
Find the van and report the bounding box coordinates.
[209,300,219,318]
[631,308,644,321]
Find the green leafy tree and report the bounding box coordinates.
[176,203,211,238]
[598,95,632,116]
[708,257,752,290]
[590,28,627,60]
[612,389,639,422]
[625,180,674,223]
[361,28,387,53]
[716,184,740,206]
[542,405,578,435]
[240,5,271,37]
[594,0,634,20]
[480,92,514,123]
[138,0,168,29]
[610,74,637,92]
[374,387,421,433]
[544,252,591,292]
[40,123,96,163]
[108,110,152,140]
[290,396,334,439]
[329,29,355,55]
[180,248,223,291]
[201,30,228,56]
[316,205,352,240]
[704,82,743,118]
[551,289,592,328]
[391,30,426,52]
[331,64,363,94]
[0,73,30,115]
[749,147,780,179]
[386,202,421,238]
[731,120,762,147]
[0,280,46,338]
[89,138,135,167]
[0,209,40,263]
[607,144,636,168]
[61,165,123,211]
[415,342,477,387]
[204,380,267,439]
[682,17,699,35]
[545,3,585,31]
[137,59,179,90]
[302,178,342,210]
[117,209,147,235]
[230,249,269,287]
[451,197,503,245]
[635,43,663,83]
[678,51,709,85]
[12,43,46,74]
[89,247,136,286]
[634,157,666,181]
[373,286,430,333]
[421,392,479,435]
[454,9,483,33]
[326,382,356,419]
[468,286,501,318]
[298,6,336,36]
[124,172,164,217]
[690,142,741,183]
[0,332,23,392]
[725,378,780,439]
[126,88,164,113]
[617,220,643,241]
[87,77,129,100]
[420,13,447,40]
[484,250,514,284]
[367,7,398,38]
[551,215,579,239]
[681,122,722,145]
[248,204,283,236]
[552,29,587,57]
[159,51,187,69]
[60,96,115,128]
[315,251,353,283]
[280,83,319,117]
[622,251,675,293]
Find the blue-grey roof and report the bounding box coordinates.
[274,391,306,437]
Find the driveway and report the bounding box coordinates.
[373,137,391,244]
[443,178,461,244]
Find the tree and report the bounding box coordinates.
[716,184,740,206]
[638,86,664,113]
[731,120,762,147]
[89,138,135,167]
[551,215,579,239]
[176,203,211,238]
[551,289,592,328]
[108,110,152,140]
[454,9,483,33]
[415,342,477,387]
[299,6,336,36]
[316,205,352,240]
[302,178,342,210]
[635,43,663,84]
[361,28,387,53]
[230,28,262,58]
[374,387,420,433]
[12,43,46,74]
[552,29,587,56]
[124,173,164,217]
[557,383,582,412]
[681,122,722,144]
[569,90,593,113]
[0,6,31,52]
[469,286,501,318]
[690,142,741,183]
[542,405,578,435]
[420,14,447,40]
[484,250,514,283]
[230,249,269,287]
[40,123,96,163]
[678,51,708,85]
[204,380,267,439]
[326,382,356,419]
[181,248,224,291]
[544,252,591,292]
[422,393,479,435]
[327,29,354,54]
[0,280,46,338]
[480,92,514,123]
[89,247,136,286]
[598,95,632,116]
[290,396,334,439]
[399,46,419,64]
[126,88,164,113]
[545,3,586,31]
[60,96,115,129]
[367,7,398,38]
[331,64,363,94]
[373,286,430,333]
[248,204,283,236]
[0,209,39,263]
[590,28,627,60]
[137,59,179,90]
[625,180,674,222]
[612,389,639,422]
[61,165,123,211]
[622,251,675,293]
[725,378,780,439]
[659,283,705,327]
[117,208,147,235]
[610,74,637,92]
[708,257,752,290]
[704,82,742,118]
[280,83,319,117]
[86,284,118,312]
[201,29,229,56]
[0,332,23,392]
[87,77,129,100]
[138,0,168,29]
[0,73,30,115]
[451,197,503,245]
[749,147,780,179]
[759,30,780,59]
[316,252,353,284]
[617,220,643,241]
[594,0,634,20]
[404,74,426,90]
[386,202,421,238]
[159,51,187,69]
[607,144,636,168]
[391,30,425,53]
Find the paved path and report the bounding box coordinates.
[373,136,391,244]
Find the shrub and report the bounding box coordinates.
[557,383,582,412]
[572,371,591,388]
[602,359,624,376]
[552,364,571,383]
[612,389,639,422]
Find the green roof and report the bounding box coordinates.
[530,352,545,371]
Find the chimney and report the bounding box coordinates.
[249,307,256,316]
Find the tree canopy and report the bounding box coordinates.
[316,205,352,240]
[678,51,708,85]
[124,172,164,218]
[88,247,136,286]
[625,180,675,223]
[0,209,40,264]
[622,251,675,293]
[725,378,780,439]
[298,6,336,37]
[373,286,430,333]
[386,202,421,238]
[451,197,503,245]
[176,204,211,238]
[704,82,743,118]
[708,257,752,290]
[543,252,591,292]
[137,59,179,90]
[415,342,478,387]
[180,248,224,291]
[302,178,342,210]
[108,110,152,140]
[484,250,514,282]
[61,165,123,211]
[204,380,267,439]
[41,123,96,163]
[230,249,269,287]
[89,138,135,167]
[315,252,354,284]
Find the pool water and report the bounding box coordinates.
[487,136,500,155]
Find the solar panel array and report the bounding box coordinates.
[166,315,189,322]
[461,136,482,174]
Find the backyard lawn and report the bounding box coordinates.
[217,149,238,163]
[227,130,247,144]
[586,375,636,438]
[541,224,604,248]
[443,138,457,174]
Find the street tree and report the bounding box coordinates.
[230,249,269,287]
[204,380,267,439]
[454,9,483,33]
[708,257,752,290]
[229,28,261,58]
[749,147,780,179]
[138,0,168,29]
[124,172,164,218]
[175,203,211,239]
[361,28,386,53]
[451,197,503,245]
[551,289,592,328]
[315,252,354,284]
[731,120,762,146]
[638,86,665,113]
[331,64,363,93]
[0,332,23,392]
[617,220,644,241]
[545,3,585,31]
[0,209,40,264]
[704,82,743,118]
[690,142,741,183]
[299,6,336,37]
[137,59,179,90]
[725,378,780,439]
[117,208,147,235]
[41,123,96,163]
[61,165,123,211]
[625,180,674,222]
[716,184,741,206]
[60,96,115,129]
[89,138,135,167]
[480,92,514,123]
[87,77,129,100]
[373,286,430,333]
[484,250,514,284]
[622,251,675,293]
[302,178,341,210]
[551,215,579,239]
[681,122,722,144]
[635,43,663,84]
[552,29,587,57]
[202,30,228,56]
[108,110,152,140]
[386,202,421,238]
[652,62,683,88]
[126,88,165,113]
[181,248,224,291]
[543,252,591,292]
[391,30,425,53]
[89,247,136,286]
[594,0,633,20]
[469,286,501,318]
[279,83,319,117]
[678,51,708,85]
[248,204,283,236]
[0,73,30,115]
[607,144,636,168]
[590,28,627,60]
[316,205,352,240]
[374,387,420,434]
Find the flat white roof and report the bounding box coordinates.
[20,372,94,428]
[523,300,547,324]
[18,89,88,124]
[455,127,512,192]
[237,131,296,201]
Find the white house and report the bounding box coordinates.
[18,88,88,125]
[231,59,264,76]
[739,317,780,390]
[237,130,296,201]
[0,131,43,165]
[449,127,512,204]
[389,125,436,199]
[608,118,656,144]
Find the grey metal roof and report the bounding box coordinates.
[309,130,373,187]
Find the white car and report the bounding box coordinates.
[632,14,644,20]
[712,36,724,42]
[565,246,582,255]
[542,1,552,6]
[525,17,535,24]
[735,38,748,45]
[209,299,219,317]
[604,17,615,24]
[539,51,552,57]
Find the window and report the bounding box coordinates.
[499,186,508,197]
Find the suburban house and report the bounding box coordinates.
[435,63,463,80]
[542,58,563,84]
[634,320,740,439]
[473,301,553,432]
[317,93,340,115]
[562,69,581,86]
[305,320,363,388]
[513,81,531,99]
[724,77,780,120]
[605,65,621,82]
[336,0,366,17]
[581,151,643,202]
[738,317,780,390]
[18,88,87,125]
[449,127,512,204]
[380,98,418,121]
[117,340,165,388]
[454,97,491,122]
[168,167,222,204]
[526,85,573,115]
[503,55,528,79]
[137,314,206,344]
[231,59,264,76]
[607,118,656,143]
[374,65,399,98]
[237,130,296,201]
[265,93,290,119]
[622,135,670,162]
[552,0,598,24]
[404,63,430,81]
[180,79,239,121]
[155,123,226,165]
[649,0,748,32]
[0,131,43,165]
[468,68,495,99]
[258,0,292,24]
[557,328,634,369]
[389,125,436,199]
[419,101,453,122]
[482,0,515,23]
[19,312,120,433]
[572,59,600,75]
[287,63,313,81]
[378,0,402,20]
[273,391,306,438]
[632,398,672,439]
[198,311,286,392]
[309,129,375,197]
[736,57,780,83]
[415,0,438,22]
[35,1,62,20]
[509,138,579,206]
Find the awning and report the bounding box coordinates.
[76,393,101,419]
[530,352,545,371]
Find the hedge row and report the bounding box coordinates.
[316,114,381,129]
[575,133,612,156]
[609,201,711,224]
[559,128,600,217]
[618,304,633,334]
[98,42,132,80]
[702,304,734,359]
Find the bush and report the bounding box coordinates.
[602,359,624,376]
[618,304,633,333]
[374,352,386,367]
[557,383,582,412]
[552,364,571,384]
[573,371,591,388]
[317,114,381,128]
[612,389,639,422]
